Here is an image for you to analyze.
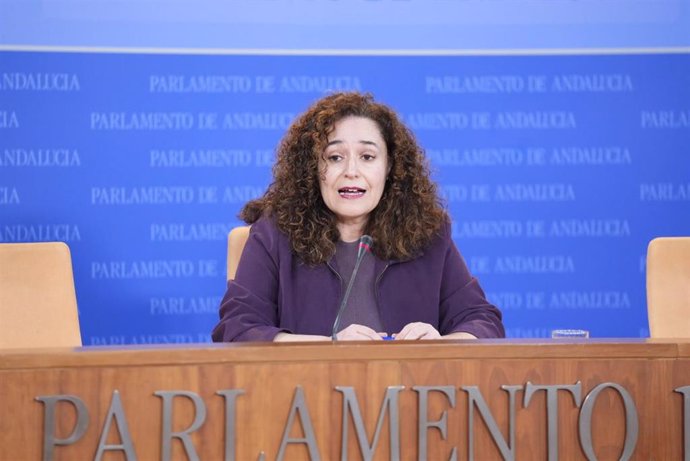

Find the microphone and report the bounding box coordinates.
[331,235,373,340]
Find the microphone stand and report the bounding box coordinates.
[331,235,373,340]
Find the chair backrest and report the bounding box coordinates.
[0,242,82,348]
[646,237,690,338]
[227,226,251,281]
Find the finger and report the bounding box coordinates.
[338,325,382,341]
[395,323,416,340]
[338,323,367,336]
[419,329,441,340]
[398,322,430,340]
[396,329,421,340]
[417,324,440,339]
[393,330,408,340]
[407,329,426,340]
[403,324,438,340]
[351,331,382,340]
[358,326,383,340]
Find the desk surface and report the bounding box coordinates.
[1,337,688,369]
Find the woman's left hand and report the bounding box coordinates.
[394,322,442,340]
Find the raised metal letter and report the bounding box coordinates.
[336,385,404,461]
[36,394,90,461]
[462,385,521,461]
[276,386,321,461]
[674,385,690,461]
[413,385,457,461]
[94,390,137,460]
[524,381,582,461]
[154,390,207,461]
[579,382,638,461]
[217,389,245,461]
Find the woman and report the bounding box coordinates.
[212,92,504,342]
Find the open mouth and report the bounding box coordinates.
[338,187,366,198]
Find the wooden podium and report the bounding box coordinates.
[1,339,689,460]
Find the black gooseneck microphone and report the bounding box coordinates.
[331,235,373,340]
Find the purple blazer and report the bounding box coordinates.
[212,217,504,342]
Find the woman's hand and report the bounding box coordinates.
[273,332,330,342]
[336,324,386,341]
[394,322,442,340]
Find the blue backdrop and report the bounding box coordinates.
[1,1,689,344]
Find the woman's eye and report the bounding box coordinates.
[361,154,375,161]
[327,154,343,162]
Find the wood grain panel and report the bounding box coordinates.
[1,340,689,460]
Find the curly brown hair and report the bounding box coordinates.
[241,92,448,265]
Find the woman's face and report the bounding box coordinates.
[318,116,389,239]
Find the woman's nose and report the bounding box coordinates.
[344,156,359,177]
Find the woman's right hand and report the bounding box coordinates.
[337,324,386,341]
